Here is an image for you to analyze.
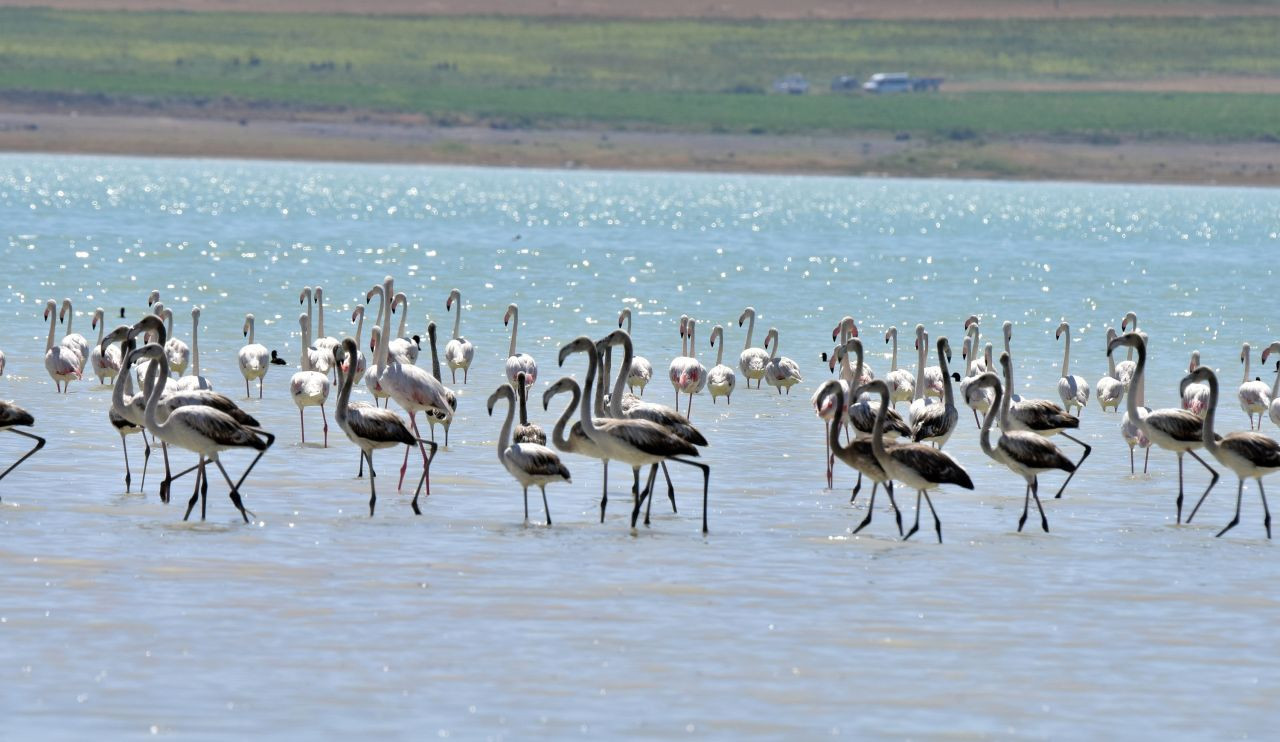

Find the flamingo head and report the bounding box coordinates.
[486,385,512,416]
[737,307,753,328]
[1262,347,1271,364]
[147,290,159,307]
[1107,332,1141,358]
[504,303,517,327]
[446,289,459,311]
[884,327,894,345]
[298,286,311,305]
[1121,312,1136,331]
[964,315,980,330]
[1055,322,1069,341]
[558,336,594,367]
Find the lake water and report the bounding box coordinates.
[2,154,1279,738]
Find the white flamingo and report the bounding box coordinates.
[1121,362,1152,475]
[503,302,537,390]
[763,328,801,395]
[388,292,420,366]
[128,343,272,523]
[737,307,769,389]
[1054,321,1089,415]
[366,325,392,408]
[150,303,190,378]
[311,287,340,361]
[488,384,571,526]
[58,298,89,372]
[297,296,335,378]
[444,288,475,384]
[908,325,939,424]
[1264,344,1280,430]
[957,335,994,426]
[88,308,122,385]
[707,324,736,405]
[290,312,331,447]
[884,326,915,407]
[43,299,82,392]
[617,308,652,395]
[333,338,434,516]
[668,315,689,402]
[1096,328,1126,413]
[1238,342,1271,430]
[672,317,708,416]
[963,317,988,375]
[832,317,873,385]
[171,307,213,392]
[1182,350,1210,418]
[238,313,270,399]
[370,278,453,491]
[1182,366,1280,538]
[919,324,944,400]
[1116,311,1139,386]
[1108,332,1218,523]
[345,305,369,387]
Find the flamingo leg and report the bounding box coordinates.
[1129,444,1135,475]
[1031,478,1050,532]
[903,491,923,541]
[120,434,133,490]
[213,458,253,523]
[299,408,306,444]
[922,490,943,543]
[1184,450,1221,523]
[686,393,693,419]
[183,458,203,521]
[320,405,329,448]
[540,485,552,526]
[852,482,880,534]
[259,377,264,399]
[641,464,660,525]
[245,378,251,398]
[1053,432,1091,498]
[1216,479,1243,538]
[409,439,437,515]
[1143,446,1150,474]
[1259,479,1272,539]
[140,437,152,493]
[1176,453,1186,522]
[630,467,644,528]
[227,430,274,501]
[522,486,529,523]
[0,430,46,499]
[399,412,419,491]
[599,460,608,523]
[884,481,903,536]
[824,420,833,489]
[668,456,710,534]
[661,462,677,512]
[1018,482,1031,532]
[850,472,863,503]
[199,458,209,521]
[365,451,377,516]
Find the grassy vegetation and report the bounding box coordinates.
[0,8,1278,140]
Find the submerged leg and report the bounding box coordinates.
[121,434,133,491]
[852,482,880,534]
[1260,479,1273,539]
[599,460,609,523]
[409,439,437,515]
[0,430,46,497]
[921,490,943,543]
[540,485,552,526]
[366,451,378,516]
[1216,479,1243,538]
[522,486,530,522]
[1184,450,1220,523]
[213,458,253,523]
[1053,432,1091,498]
[903,491,923,541]
[668,456,711,534]
[1030,478,1050,533]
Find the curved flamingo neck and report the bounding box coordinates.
[451,294,462,339]
[191,312,200,377]
[377,280,394,369]
[687,320,697,361]
[937,340,955,409]
[142,349,170,434]
[95,312,105,344]
[335,347,354,420]
[1242,345,1252,383]
[713,328,724,366]
[1124,339,1147,422]
[1106,335,1118,376]
[870,385,890,461]
[395,295,409,339]
[353,309,365,347]
[550,383,579,451]
[62,300,75,337]
[609,334,634,418]
[1201,371,1221,455]
[913,331,927,401]
[428,329,442,381]
[508,306,519,357]
[301,289,313,336]
[826,384,852,457]
[980,380,1001,459]
[742,311,755,349]
[495,389,515,462]
[578,343,602,440]
[45,304,57,351]
[888,330,898,371]
[1060,328,1072,377]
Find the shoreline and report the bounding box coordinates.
[2,108,1278,187]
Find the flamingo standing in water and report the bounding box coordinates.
[58,299,89,373]
[1121,359,1152,475]
[884,326,915,408]
[503,302,537,390]
[1054,321,1089,415]
[832,317,873,385]
[0,400,45,500]
[43,299,82,392]
[102,329,150,492]
[707,325,736,405]
[816,379,903,536]
[290,312,331,447]
[171,307,213,392]
[737,307,769,389]
[957,335,994,426]
[1181,366,1280,538]
[668,315,690,402]
[513,371,545,445]
[908,325,939,424]
[1238,343,1271,430]
[88,308,122,385]
[333,338,434,516]
[763,328,801,395]
[238,313,270,399]
[998,351,1090,499]
[910,337,959,449]
[488,384,570,526]
[971,371,1075,533]
[618,308,652,395]
[387,292,420,366]
[444,289,475,384]
[1182,350,1210,418]
[544,376,613,522]
[1108,332,1217,523]
[345,305,369,387]
[1096,328,1126,413]
[671,317,707,416]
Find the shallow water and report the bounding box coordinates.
[2,154,1279,738]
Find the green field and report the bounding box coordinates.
[1,8,1278,139]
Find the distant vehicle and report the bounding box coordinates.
[773,74,810,95]
[862,72,943,93]
[830,75,860,92]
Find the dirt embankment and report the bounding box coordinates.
[2,0,1278,19]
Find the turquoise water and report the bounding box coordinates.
[2,154,1279,737]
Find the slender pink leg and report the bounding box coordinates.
[299,408,306,444]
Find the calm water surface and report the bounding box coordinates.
[1,155,1279,738]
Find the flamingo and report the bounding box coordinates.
[1181,366,1280,538]
[763,328,801,395]
[707,324,736,405]
[297,296,334,378]
[103,329,151,492]
[1096,328,1126,413]
[87,308,122,385]
[737,307,769,389]
[444,288,476,384]
[1108,332,1218,523]
[150,303,190,378]
[1267,356,1280,431]
[171,307,213,392]
[560,334,710,533]
[423,321,459,446]
[963,316,988,375]
[513,371,545,445]
[816,379,903,536]
[908,325,939,424]
[668,315,689,402]
[1182,350,1210,418]
[345,305,369,387]
[311,287,340,361]
[290,312,331,447]
[487,384,570,525]
[388,292,420,366]
[1054,321,1089,415]
[1121,361,1152,475]
[366,325,392,408]
[127,343,272,523]
[910,336,959,448]
[997,351,1090,499]
[1116,311,1139,386]
[957,335,994,426]
[58,299,89,372]
[43,299,82,392]
[866,379,974,543]
[672,317,707,415]
[238,313,270,399]
[971,371,1075,533]
[834,338,910,500]
[884,326,916,407]
[333,338,434,516]
[617,308,652,395]
[0,400,45,500]
[832,317,873,385]
[1238,343,1271,429]
[812,348,849,490]
[544,376,614,523]
[369,278,452,492]
[503,302,537,390]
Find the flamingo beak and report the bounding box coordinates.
[1263,348,1271,363]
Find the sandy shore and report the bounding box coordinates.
[1,107,1277,187]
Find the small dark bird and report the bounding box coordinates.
[270,350,288,366]
[119,307,126,319]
